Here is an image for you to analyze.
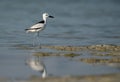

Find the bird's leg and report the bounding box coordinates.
[37,32,40,37]
[36,32,41,48]
[32,32,38,47]
[32,33,37,47]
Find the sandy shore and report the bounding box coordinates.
[0,73,120,82]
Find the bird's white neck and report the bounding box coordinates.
[42,68,47,78]
[43,17,47,24]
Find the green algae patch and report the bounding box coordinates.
[13,44,41,50]
[42,45,85,51]
[33,52,80,57]
[14,45,33,50]
[14,44,120,52]
[64,53,80,57]
[91,52,120,56]
[14,44,120,58]
[42,44,120,52]
[87,45,120,51]
[33,52,52,57]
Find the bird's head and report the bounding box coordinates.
[43,13,54,20]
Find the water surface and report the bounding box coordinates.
[0,0,120,79]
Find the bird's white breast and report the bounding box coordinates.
[30,23,45,29]
[26,23,46,32]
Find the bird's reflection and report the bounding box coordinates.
[26,55,47,78]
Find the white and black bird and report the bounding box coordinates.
[25,13,54,46]
[26,57,47,78]
[25,13,54,35]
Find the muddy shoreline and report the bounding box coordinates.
[16,44,120,52]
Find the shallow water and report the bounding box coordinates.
[0,0,120,79]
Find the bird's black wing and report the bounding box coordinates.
[37,20,45,24]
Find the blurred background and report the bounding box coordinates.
[0,0,120,80]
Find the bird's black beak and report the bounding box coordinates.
[49,15,54,18]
